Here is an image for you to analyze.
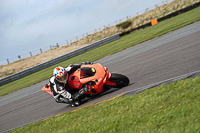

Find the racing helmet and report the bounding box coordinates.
[53,66,68,84]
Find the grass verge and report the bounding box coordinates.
[1,6,200,97]
[9,76,200,133]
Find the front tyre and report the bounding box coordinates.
[109,73,129,88]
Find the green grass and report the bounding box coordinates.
[10,76,200,133]
[1,6,200,96]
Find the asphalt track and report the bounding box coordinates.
[1,21,200,132]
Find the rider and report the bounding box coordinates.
[48,61,92,106]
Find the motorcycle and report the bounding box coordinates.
[42,63,129,105]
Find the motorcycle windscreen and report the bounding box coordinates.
[80,67,96,79]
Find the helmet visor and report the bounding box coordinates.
[57,73,68,82]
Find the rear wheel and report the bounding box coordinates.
[109,73,129,88]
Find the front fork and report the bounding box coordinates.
[105,73,117,86]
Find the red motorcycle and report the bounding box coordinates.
[42,63,129,103]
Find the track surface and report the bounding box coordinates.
[1,21,200,132]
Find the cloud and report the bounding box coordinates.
[0,0,170,62]
[0,0,137,45]
[0,1,74,43]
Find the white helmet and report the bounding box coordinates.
[53,66,68,84]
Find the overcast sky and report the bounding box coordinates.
[0,0,174,65]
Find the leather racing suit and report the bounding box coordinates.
[49,61,92,104]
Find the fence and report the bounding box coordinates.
[0,34,120,86]
[1,44,60,65]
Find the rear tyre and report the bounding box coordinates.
[109,73,129,88]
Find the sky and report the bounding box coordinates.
[0,0,174,65]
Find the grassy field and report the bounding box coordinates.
[9,76,200,133]
[1,6,200,97]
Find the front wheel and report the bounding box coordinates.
[109,73,129,88]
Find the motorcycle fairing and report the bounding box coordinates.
[68,63,109,95]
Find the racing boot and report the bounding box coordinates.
[56,97,73,104]
[70,100,80,107]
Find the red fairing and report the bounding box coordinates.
[67,63,115,95]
